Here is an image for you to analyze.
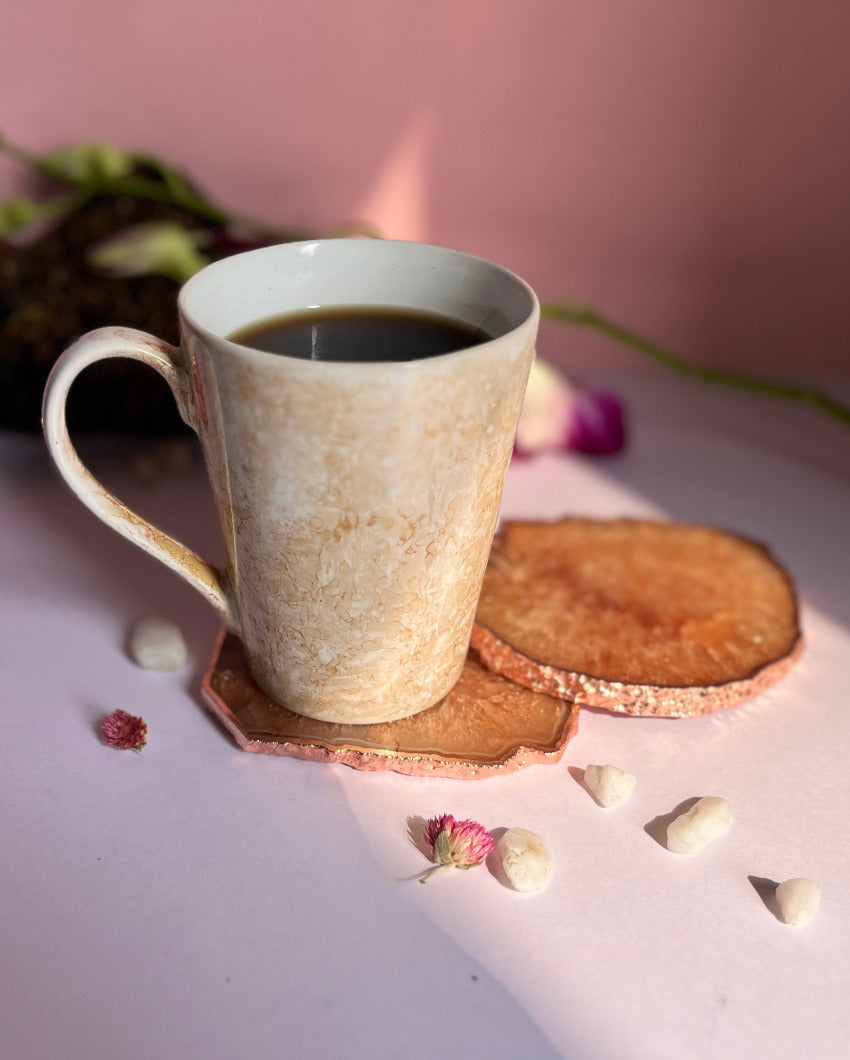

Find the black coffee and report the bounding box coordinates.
[228,306,492,363]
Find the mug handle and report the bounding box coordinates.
[42,326,235,628]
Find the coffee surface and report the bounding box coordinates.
[228,306,492,362]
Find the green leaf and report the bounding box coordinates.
[433,830,454,867]
[0,197,39,236]
[41,142,135,184]
[87,222,211,283]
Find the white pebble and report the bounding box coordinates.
[497,827,552,893]
[666,796,732,855]
[129,617,188,672]
[584,764,637,807]
[776,878,821,926]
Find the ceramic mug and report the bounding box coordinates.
[43,239,538,723]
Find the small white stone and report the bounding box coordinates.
[129,617,188,672]
[776,878,822,926]
[584,764,637,807]
[666,796,732,854]
[497,827,552,893]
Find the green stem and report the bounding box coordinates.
[0,133,310,241]
[92,174,232,224]
[0,135,36,169]
[419,863,452,883]
[42,188,92,217]
[0,187,93,237]
[0,135,88,187]
[541,302,850,429]
[81,173,311,242]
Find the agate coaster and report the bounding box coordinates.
[201,630,578,779]
[473,518,803,717]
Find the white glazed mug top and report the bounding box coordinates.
[43,240,539,724]
[179,238,535,349]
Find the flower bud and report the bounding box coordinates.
[515,359,625,457]
[420,814,495,882]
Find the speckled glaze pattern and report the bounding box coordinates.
[44,240,538,724]
[189,331,533,722]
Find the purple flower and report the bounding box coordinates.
[420,814,495,882]
[515,360,625,457]
[567,387,626,454]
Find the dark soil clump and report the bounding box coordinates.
[1,194,259,435]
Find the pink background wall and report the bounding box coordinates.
[2,0,849,372]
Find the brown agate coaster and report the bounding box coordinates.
[201,630,578,778]
[472,518,803,717]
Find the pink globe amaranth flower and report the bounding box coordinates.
[420,814,496,882]
[514,359,626,458]
[101,709,147,752]
[567,387,626,454]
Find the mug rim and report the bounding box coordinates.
[177,238,539,369]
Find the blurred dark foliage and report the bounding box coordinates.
[0,193,270,435]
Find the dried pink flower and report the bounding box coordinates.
[101,709,147,752]
[514,359,625,458]
[420,814,495,882]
